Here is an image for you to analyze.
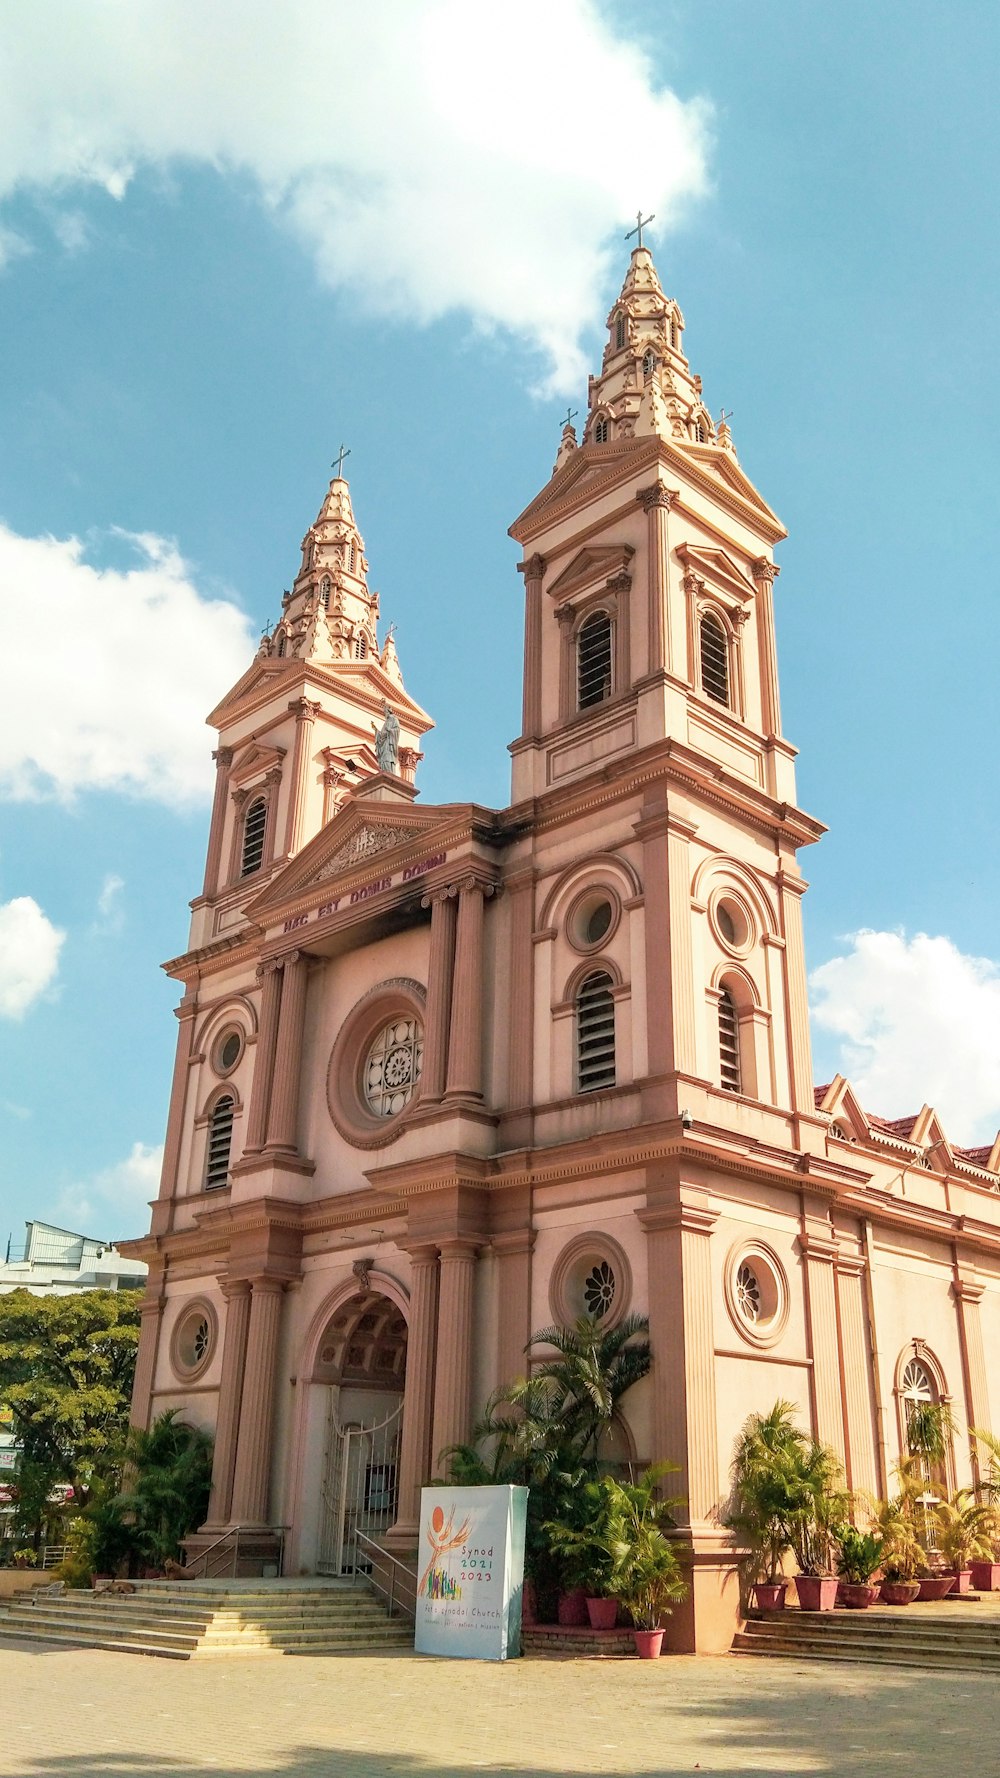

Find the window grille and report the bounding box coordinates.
[241,797,267,877]
[577,612,613,710]
[700,613,729,706]
[642,349,656,379]
[205,1095,235,1191]
[577,971,616,1093]
[277,633,286,658]
[718,987,741,1092]
[670,319,678,349]
[364,1018,423,1118]
[615,314,626,350]
[348,543,357,573]
[594,417,609,444]
[695,420,706,443]
[354,634,367,660]
[320,577,331,609]
[735,1262,761,1323]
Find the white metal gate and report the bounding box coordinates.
[318,1394,403,1576]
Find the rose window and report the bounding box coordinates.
[735,1263,761,1324]
[364,1017,423,1117]
[192,1318,210,1363]
[583,1260,616,1320]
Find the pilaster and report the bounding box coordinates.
[444,879,494,1103]
[638,1197,719,1526]
[430,1239,479,1468]
[636,484,674,677]
[777,869,815,1115]
[799,1231,846,1464]
[834,1252,878,1497]
[493,1229,535,1394]
[202,746,233,898]
[243,961,283,1154]
[283,698,321,857]
[751,559,782,738]
[419,890,457,1103]
[229,1278,285,1526]
[204,1279,252,1527]
[519,554,545,737]
[264,950,310,1153]
[129,1272,166,1432]
[953,1275,991,1474]
[388,1244,439,1543]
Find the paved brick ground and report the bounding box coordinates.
[1,1638,998,1777]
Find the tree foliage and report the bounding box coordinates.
[0,1288,141,1536]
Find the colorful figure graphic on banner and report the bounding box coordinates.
[418,1500,471,1596]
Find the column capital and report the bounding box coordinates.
[213,745,234,768]
[219,1275,253,1300]
[518,553,546,580]
[246,1274,287,1295]
[952,1276,985,1305]
[256,957,284,984]
[637,1203,718,1238]
[606,570,632,594]
[438,1237,481,1263]
[798,1232,840,1264]
[751,557,780,585]
[402,1241,441,1267]
[288,696,322,721]
[636,482,676,512]
[491,1230,535,1258]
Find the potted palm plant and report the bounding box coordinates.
[869,1462,927,1603]
[970,1431,1000,1591]
[599,1467,689,1658]
[723,1403,797,1612]
[835,1528,885,1609]
[936,1490,997,1593]
[544,1479,622,1629]
[787,1445,846,1613]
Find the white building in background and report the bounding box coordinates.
[0,1221,148,1297]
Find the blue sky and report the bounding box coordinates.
[1,0,998,1246]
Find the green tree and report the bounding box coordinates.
[0,1288,141,1540]
[116,1410,213,1567]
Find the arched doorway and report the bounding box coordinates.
[313,1288,408,1575]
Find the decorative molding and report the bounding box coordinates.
[312,823,414,882]
[636,484,675,512]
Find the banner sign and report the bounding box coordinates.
[414,1484,529,1661]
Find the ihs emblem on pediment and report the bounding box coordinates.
[313,824,414,883]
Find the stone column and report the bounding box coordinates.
[283,699,321,856]
[202,746,233,898]
[953,1277,992,1476]
[634,805,697,1085]
[444,880,491,1103]
[243,961,283,1154]
[493,1230,534,1393]
[419,891,457,1102]
[430,1240,479,1469]
[264,950,309,1153]
[801,1232,846,1465]
[129,1278,166,1431]
[229,1279,285,1526]
[834,1254,879,1498]
[519,553,545,736]
[752,558,782,738]
[158,995,197,1212]
[504,870,535,1116]
[639,1199,719,1527]
[390,1245,440,1539]
[637,484,674,677]
[261,767,283,869]
[777,869,815,1115]
[205,1280,252,1527]
[226,787,251,886]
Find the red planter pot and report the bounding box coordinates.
[916,1575,955,1601]
[838,1582,878,1610]
[970,1561,1000,1592]
[586,1596,618,1630]
[752,1582,788,1612]
[948,1569,973,1595]
[633,1629,664,1660]
[795,1575,838,1612]
[557,1588,589,1627]
[879,1580,920,1605]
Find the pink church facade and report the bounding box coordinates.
[126,247,1000,1652]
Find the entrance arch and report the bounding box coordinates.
[299,1283,409,1575]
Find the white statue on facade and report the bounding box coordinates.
[374,701,400,775]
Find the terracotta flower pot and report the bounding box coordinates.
[752,1581,788,1612]
[916,1575,955,1601]
[838,1582,878,1609]
[970,1561,1000,1592]
[795,1574,838,1612]
[633,1628,664,1659]
[557,1587,589,1627]
[879,1580,920,1605]
[586,1596,618,1630]
[948,1569,973,1594]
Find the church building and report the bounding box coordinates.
[126,244,1000,1652]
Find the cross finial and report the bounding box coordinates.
[331,443,351,479]
[561,406,578,430]
[625,210,655,250]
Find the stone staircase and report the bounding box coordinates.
[734,1606,1000,1673]
[0,1579,414,1660]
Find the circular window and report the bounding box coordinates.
[214,1028,244,1075]
[549,1232,633,1330]
[170,1300,218,1380]
[364,1017,423,1117]
[567,887,621,954]
[327,978,427,1149]
[711,894,752,955]
[723,1242,788,1349]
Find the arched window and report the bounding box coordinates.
[204,1094,234,1191]
[642,349,656,380]
[594,417,609,444]
[700,612,730,706]
[718,986,741,1092]
[277,633,287,658]
[348,543,357,573]
[576,971,616,1093]
[577,612,613,710]
[670,319,678,349]
[694,420,706,443]
[354,634,367,660]
[320,576,331,609]
[241,797,267,877]
[615,313,626,350]
[900,1357,947,1492]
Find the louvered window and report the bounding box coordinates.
[718,987,741,1093]
[277,633,287,658]
[354,634,367,660]
[205,1095,235,1191]
[594,417,609,444]
[577,971,616,1093]
[642,349,656,379]
[615,313,626,350]
[320,577,331,609]
[700,613,729,706]
[577,612,613,710]
[348,543,356,573]
[241,797,267,877]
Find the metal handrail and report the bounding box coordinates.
[355,1531,416,1621]
[183,1524,289,1579]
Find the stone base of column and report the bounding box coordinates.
[382,1521,420,1556]
[659,1534,742,1655]
[181,1528,284,1579]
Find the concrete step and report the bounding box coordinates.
[13,1598,394,1628]
[734,1613,1000,1672]
[747,1612,1000,1648]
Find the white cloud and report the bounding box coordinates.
[55,1140,164,1235]
[92,872,125,933]
[0,524,256,806]
[0,895,64,1018]
[810,930,1000,1144]
[0,1,711,392]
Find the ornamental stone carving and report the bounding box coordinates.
[312,824,414,883]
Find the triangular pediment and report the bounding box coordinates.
[244,798,459,924]
[231,740,286,786]
[546,544,634,605]
[509,438,659,539]
[910,1105,953,1162]
[817,1075,870,1144]
[677,543,757,603]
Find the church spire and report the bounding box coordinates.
[582,244,729,458]
[264,469,381,669]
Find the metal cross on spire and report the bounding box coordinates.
[331,443,351,478]
[625,210,655,250]
[562,406,578,430]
